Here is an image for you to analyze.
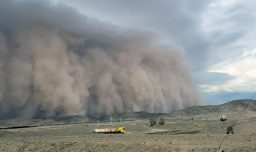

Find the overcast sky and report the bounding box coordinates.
[59,0,256,105]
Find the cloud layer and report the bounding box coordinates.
[200,0,256,94]
[61,0,211,71]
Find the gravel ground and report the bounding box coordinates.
[0,117,256,152]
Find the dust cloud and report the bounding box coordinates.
[0,0,202,119]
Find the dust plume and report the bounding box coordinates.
[0,0,202,119]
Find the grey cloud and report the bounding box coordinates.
[61,0,212,71]
[206,0,256,62]
[196,72,234,85]
[213,31,244,47]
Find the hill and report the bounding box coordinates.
[171,99,256,116]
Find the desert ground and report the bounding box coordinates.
[0,112,256,152]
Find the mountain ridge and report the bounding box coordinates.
[171,99,256,116]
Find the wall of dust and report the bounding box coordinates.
[0,0,202,119]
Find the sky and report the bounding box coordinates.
[57,0,256,105]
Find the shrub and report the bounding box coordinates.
[149,118,157,126]
[159,117,165,125]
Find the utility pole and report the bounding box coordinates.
[130,104,133,120]
[110,113,113,124]
[154,103,157,113]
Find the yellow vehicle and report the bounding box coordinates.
[94,127,126,134]
[117,127,126,134]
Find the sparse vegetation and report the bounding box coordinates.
[149,118,157,126]
[226,126,234,134]
[159,117,165,125]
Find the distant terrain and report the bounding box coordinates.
[0,99,256,152]
[171,99,256,116]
